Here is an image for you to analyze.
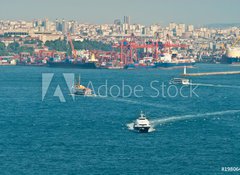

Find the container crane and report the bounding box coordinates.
[67,33,77,59]
[113,34,188,66]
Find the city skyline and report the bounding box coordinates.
[0,0,239,25]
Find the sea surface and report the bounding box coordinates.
[0,64,240,175]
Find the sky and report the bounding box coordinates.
[0,0,239,25]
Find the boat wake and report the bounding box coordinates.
[191,83,240,89]
[151,109,240,127]
[97,96,173,109]
[127,109,240,133]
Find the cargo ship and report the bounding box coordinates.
[154,53,195,68]
[154,62,195,68]
[221,47,240,64]
[48,60,97,69]
[48,54,98,69]
[124,57,155,69]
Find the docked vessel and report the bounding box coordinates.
[222,47,240,64]
[48,34,99,69]
[154,53,195,68]
[155,62,195,68]
[71,75,94,96]
[102,61,124,69]
[48,60,97,69]
[169,78,190,85]
[222,38,240,64]
[124,57,155,69]
[124,63,136,70]
[133,111,151,133]
[48,55,98,69]
[124,63,155,69]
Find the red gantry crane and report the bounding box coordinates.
[67,33,77,59]
[112,33,188,66]
[112,33,159,65]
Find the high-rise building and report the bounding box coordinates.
[33,19,42,28]
[42,18,49,31]
[33,20,38,28]
[55,19,62,32]
[178,23,186,33]
[123,16,130,31]
[187,25,194,32]
[62,19,67,34]
[69,20,77,34]
[142,27,147,35]
[124,16,130,25]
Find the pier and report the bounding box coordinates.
[181,66,240,76]
[182,71,240,76]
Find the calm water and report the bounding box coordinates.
[0,64,240,174]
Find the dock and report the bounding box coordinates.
[182,71,240,76]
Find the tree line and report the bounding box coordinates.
[45,39,112,55]
[0,39,112,56]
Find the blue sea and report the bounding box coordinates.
[0,64,240,174]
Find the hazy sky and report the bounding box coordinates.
[0,0,239,25]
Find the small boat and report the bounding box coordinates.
[133,111,151,133]
[72,75,94,96]
[169,78,190,85]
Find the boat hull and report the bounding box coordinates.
[221,55,240,64]
[73,91,85,96]
[48,61,97,69]
[124,63,155,69]
[154,62,195,68]
[133,126,150,133]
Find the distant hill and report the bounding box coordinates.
[204,23,240,29]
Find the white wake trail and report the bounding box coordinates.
[191,83,240,89]
[151,109,240,127]
[97,96,173,109]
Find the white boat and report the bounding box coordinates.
[169,78,190,85]
[133,111,151,133]
[72,75,94,96]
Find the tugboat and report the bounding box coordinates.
[133,111,151,133]
[72,75,94,96]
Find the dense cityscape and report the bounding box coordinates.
[1,0,240,174]
[0,16,240,66]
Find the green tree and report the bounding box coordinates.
[19,46,34,55]
[72,40,112,51]
[8,42,20,53]
[24,39,43,47]
[0,42,7,56]
[44,39,112,57]
[0,42,5,51]
[45,39,68,51]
